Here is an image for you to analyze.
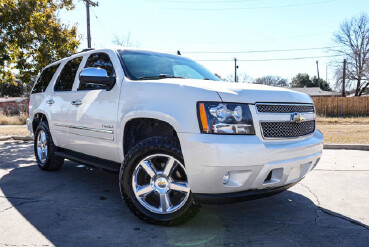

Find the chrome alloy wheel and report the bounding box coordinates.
[132,154,190,214]
[36,130,48,164]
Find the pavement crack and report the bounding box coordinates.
[265,224,285,235]
[317,208,369,231]
[300,183,320,206]
[38,183,66,196]
[0,200,38,213]
[300,183,369,231]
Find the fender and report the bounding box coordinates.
[116,110,183,162]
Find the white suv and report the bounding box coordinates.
[27,48,323,225]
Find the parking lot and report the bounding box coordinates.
[0,140,368,246]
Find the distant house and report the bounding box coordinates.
[289,87,340,97]
[0,97,27,113]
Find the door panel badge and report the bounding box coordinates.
[102,124,114,129]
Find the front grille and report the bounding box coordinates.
[261,120,315,138]
[256,104,314,113]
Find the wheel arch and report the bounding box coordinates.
[32,111,50,134]
[119,111,183,158]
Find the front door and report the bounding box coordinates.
[67,51,122,162]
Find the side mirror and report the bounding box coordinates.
[79,67,115,86]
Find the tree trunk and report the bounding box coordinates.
[355,78,361,96]
[359,82,369,96]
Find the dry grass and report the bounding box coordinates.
[316,116,369,125]
[0,125,30,137]
[316,116,369,143]
[0,113,27,125]
[317,124,369,144]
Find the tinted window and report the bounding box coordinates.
[79,52,115,90]
[32,64,60,94]
[118,50,220,81]
[54,57,83,91]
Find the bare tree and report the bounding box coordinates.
[333,14,369,96]
[238,72,253,83]
[254,75,288,87]
[112,32,140,47]
[224,72,253,83]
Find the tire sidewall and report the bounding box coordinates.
[34,122,52,169]
[120,137,196,224]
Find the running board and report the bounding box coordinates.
[55,148,121,173]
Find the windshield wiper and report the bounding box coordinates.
[139,74,185,80]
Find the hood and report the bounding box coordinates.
[144,79,313,104]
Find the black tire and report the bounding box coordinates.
[34,121,64,171]
[119,136,200,225]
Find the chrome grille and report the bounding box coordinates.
[256,104,314,113]
[261,120,315,138]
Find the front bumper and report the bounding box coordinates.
[178,130,323,195]
[193,179,301,205]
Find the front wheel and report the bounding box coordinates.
[119,136,199,225]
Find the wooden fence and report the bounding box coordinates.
[312,96,369,116]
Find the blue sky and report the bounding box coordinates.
[59,0,369,86]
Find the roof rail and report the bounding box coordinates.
[73,48,95,55]
[81,48,95,52]
[49,48,95,65]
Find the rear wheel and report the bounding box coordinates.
[120,136,199,225]
[34,122,64,171]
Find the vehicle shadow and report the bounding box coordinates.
[0,141,35,169]
[0,142,368,246]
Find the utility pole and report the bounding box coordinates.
[234,58,238,82]
[326,65,328,83]
[316,60,320,89]
[342,59,346,97]
[83,0,99,48]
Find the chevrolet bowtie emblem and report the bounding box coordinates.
[291,112,304,123]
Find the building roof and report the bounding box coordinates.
[0,97,26,103]
[290,87,340,97]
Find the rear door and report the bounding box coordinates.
[48,56,84,148]
[66,51,122,162]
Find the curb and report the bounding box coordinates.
[0,136,12,141]
[12,136,33,141]
[324,144,369,151]
[0,136,33,141]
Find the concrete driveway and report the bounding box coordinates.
[0,140,368,246]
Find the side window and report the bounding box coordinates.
[54,57,83,92]
[32,64,60,94]
[79,52,115,90]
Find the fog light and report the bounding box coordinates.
[223,172,230,184]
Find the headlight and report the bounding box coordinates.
[197,102,255,135]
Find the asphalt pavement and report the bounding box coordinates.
[0,140,368,246]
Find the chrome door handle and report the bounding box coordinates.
[46,99,55,105]
[71,100,82,106]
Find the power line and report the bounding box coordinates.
[164,0,338,10]
[151,0,261,4]
[183,46,338,54]
[177,32,334,45]
[196,55,341,62]
[91,8,110,37]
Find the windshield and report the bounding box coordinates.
[118,50,220,81]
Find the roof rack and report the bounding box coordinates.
[73,48,95,55]
[81,48,95,52]
[49,48,95,64]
